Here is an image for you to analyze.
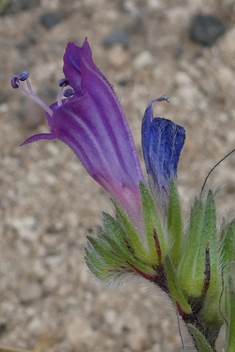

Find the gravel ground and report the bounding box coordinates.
[1,0,235,351]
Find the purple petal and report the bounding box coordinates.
[63,39,114,97]
[142,100,185,196]
[21,133,57,146]
[61,39,145,219]
[51,92,144,224]
[63,42,83,95]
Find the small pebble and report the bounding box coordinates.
[108,45,129,68]
[174,47,184,60]
[175,71,192,86]
[19,282,42,303]
[117,78,129,86]
[40,11,64,29]
[127,330,151,352]
[216,67,234,89]
[8,216,39,242]
[104,309,118,325]
[148,0,162,9]
[218,28,235,62]
[189,14,226,47]
[134,51,153,69]
[67,317,92,346]
[102,30,131,49]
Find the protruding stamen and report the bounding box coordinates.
[11,76,20,89]
[57,86,64,107]
[12,74,53,117]
[58,78,69,87]
[63,88,75,97]
[25,78,34,94]
[19,71,29,81]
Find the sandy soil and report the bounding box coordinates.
[0,0,235,351]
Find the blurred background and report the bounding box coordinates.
[0,0,235,351]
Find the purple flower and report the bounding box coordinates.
[11,39,145,227]
[11,38,185,228]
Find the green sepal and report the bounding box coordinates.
[225,275,235,352]
[219,220,235,272]
[102,212,155,273]
[198,190,218,294]
[85,226,125,279]
[199,287,223,329]
[181,191,218,298]
[85,212,156,282]
[187,325,213,352]
[168,179,182,267]
[178,196,204,297]
[164,255,192,314]
[112,200,148,262]
[139,181,166,265]
[87,231,125,265]
[102,212,132,256]
[85,243,116,281]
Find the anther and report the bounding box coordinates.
[19,71,29,81]
[63,88,75,97]
[58,78,69,87]
[153,95,170,105]
[160,94,170,103]
[11,76,20,89]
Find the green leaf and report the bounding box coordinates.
[139,181,166,265]
[197,191,218,294]
[85,244,114,280]
[178,196,204,297]
[219,220,235,272]
[187,325,213,352]
[185,191,218,297]
[87,235,124,265]
[199,287,223,329]
[85,213,156,282]
[225,275,235,352]
[168,179,182,267]
[112,200,148,262]
[164,255,192,314]
[102,213,153,272]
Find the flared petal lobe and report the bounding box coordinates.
[142,100,185,196]
[63,42,82,95]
